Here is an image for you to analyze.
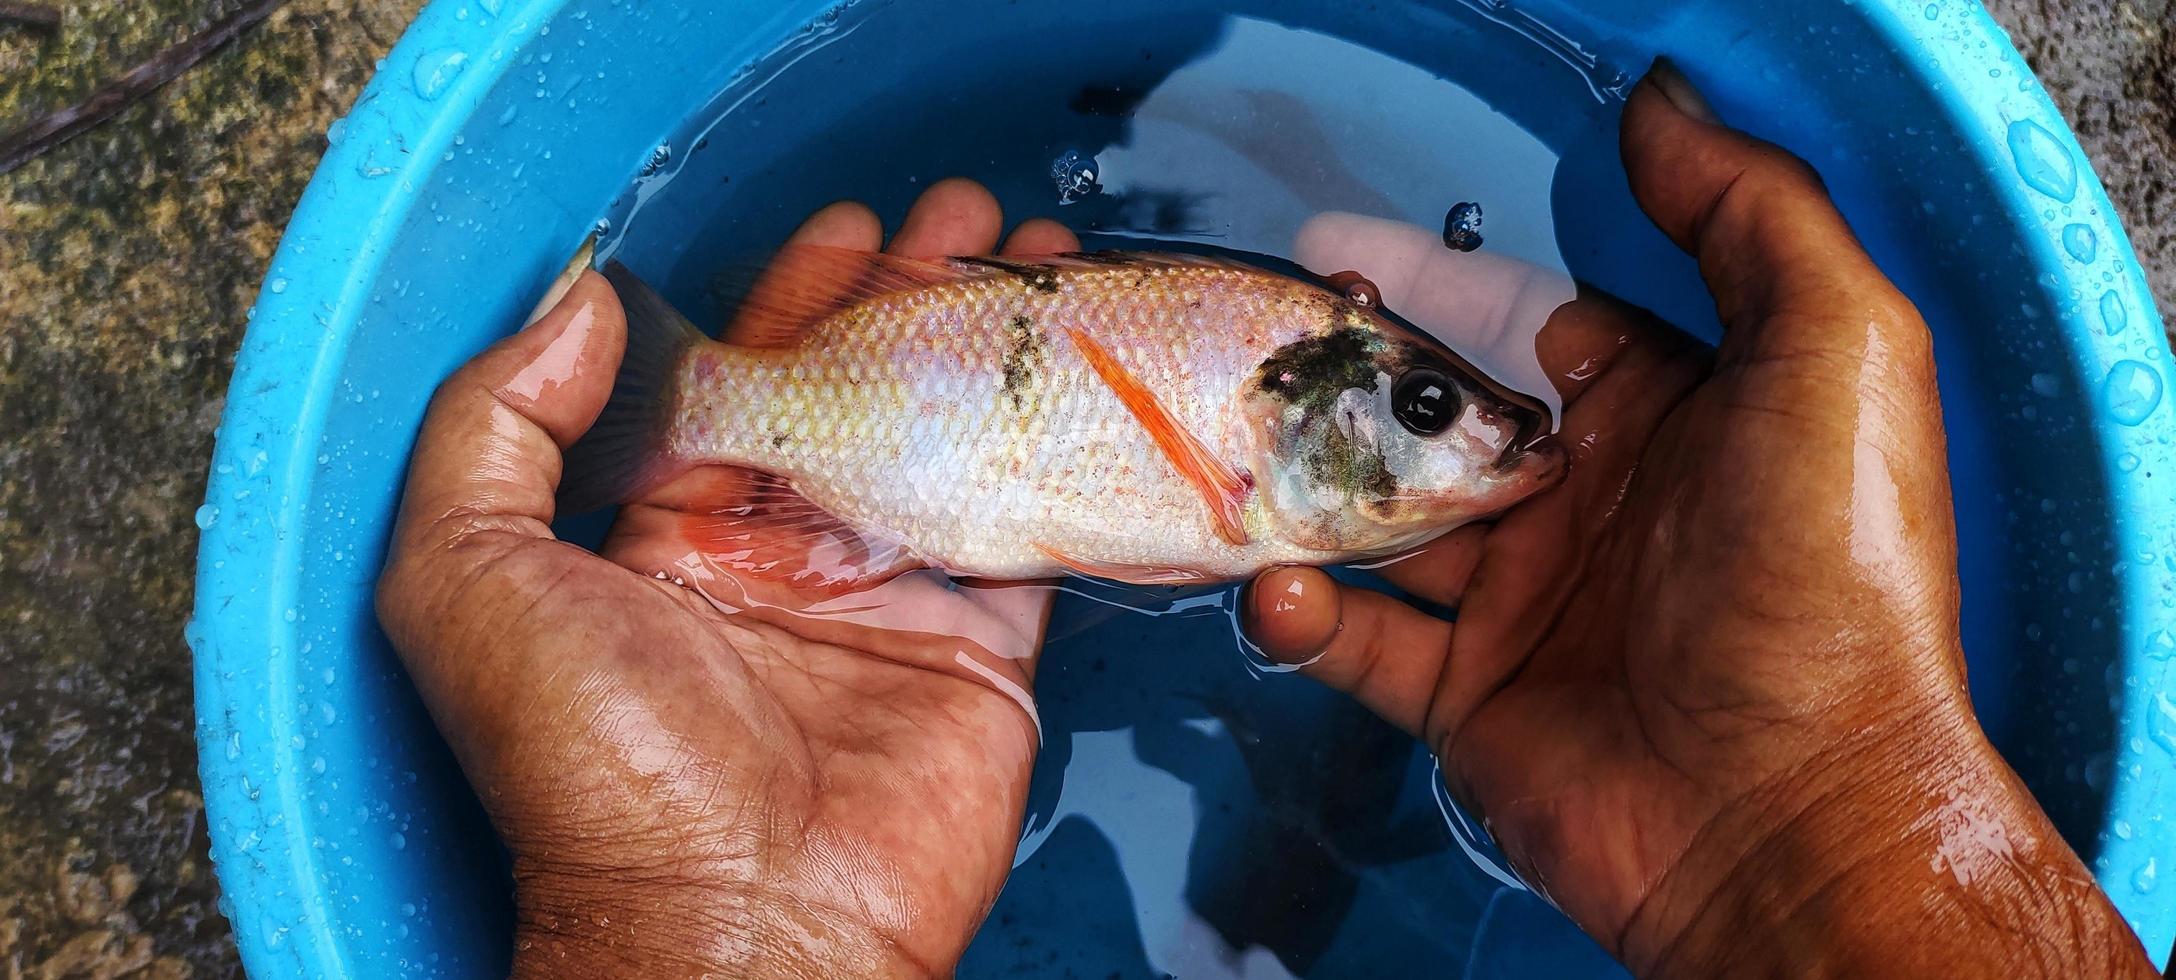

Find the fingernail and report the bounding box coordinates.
[1646,57,1720,125]
[523,233,599,328]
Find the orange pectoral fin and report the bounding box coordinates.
[1033,543,1217,586]
[676,468,923,595]
[1063,326,1252,546]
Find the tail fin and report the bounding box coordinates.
[558,261,704,514]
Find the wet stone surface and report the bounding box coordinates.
[0,0,2167,974]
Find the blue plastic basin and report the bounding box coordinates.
[192,0,2176,975]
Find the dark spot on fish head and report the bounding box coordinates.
[1243,305,1562,554]
[770,432,790,450]
[1252,326,1383,413]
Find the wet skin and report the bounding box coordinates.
[375,65,2155,977]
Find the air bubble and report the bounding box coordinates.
[1050,149,1101,205]
[1442,202,1486,253]
[2118,453,2141,473]
[639,143,673,177]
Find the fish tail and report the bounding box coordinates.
[558,261,703,514]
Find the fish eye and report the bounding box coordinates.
[1391,367,1457,436]
[1326,271,1379,309]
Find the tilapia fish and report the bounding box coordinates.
[561,247,1565,586]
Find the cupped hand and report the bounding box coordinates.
[1242,65,2152,975]
[376,180,1079,978]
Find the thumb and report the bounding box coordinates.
[392,261,627,552]
[1622,59,1915,352]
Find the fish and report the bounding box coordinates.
[559,246,1565,588]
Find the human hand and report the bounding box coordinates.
[1242,63,2154,976]
[376,180,1078,978]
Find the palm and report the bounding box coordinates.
[1254,114,1963,949]
[379,181,1084,973]
[1446,308,1954,936]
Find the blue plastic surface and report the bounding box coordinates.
[190,0,2176,975]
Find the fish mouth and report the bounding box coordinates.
[1494,424,1566,485]
[1493,408,1555,469]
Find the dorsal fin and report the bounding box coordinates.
[715,247,1266,348]
[1062,325,1253,546]
[722,245,966,348]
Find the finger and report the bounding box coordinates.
[391,264,626,555]
[1242,567,1455,738]
[786,199,884,249]
[1292,211,1638,405]
[1000,218,1081,256]
[889,178,1004,257]
[1372,524,1488,606]
[1621,59,1917,349]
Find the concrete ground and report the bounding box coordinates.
[0,0,2167,974]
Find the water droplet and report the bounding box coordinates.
[326,117,347,146]
[310,756,327,775]
[2007,119,2078,203]
[2149,693,2176,755]
[2119,453,2141,473]
[283,608,298,623]
[401,902,417,917]
[1923,2,1938,18]
[194,504,219,529]
[2117,820,2135,840]
[2101,290,2129,335]
[226,731,242,760]
[356,150,393,179]
[2105,361,2163,426]
[2063,224,2098,263]
[2029,372,2061,396]
[2136,857,2159,894]
[498,104,518,126]
[388,832,407,850]
[267,276,288,294]
[477,0,501,13]
[412,49,468,100]
[2149,630,2175,661]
